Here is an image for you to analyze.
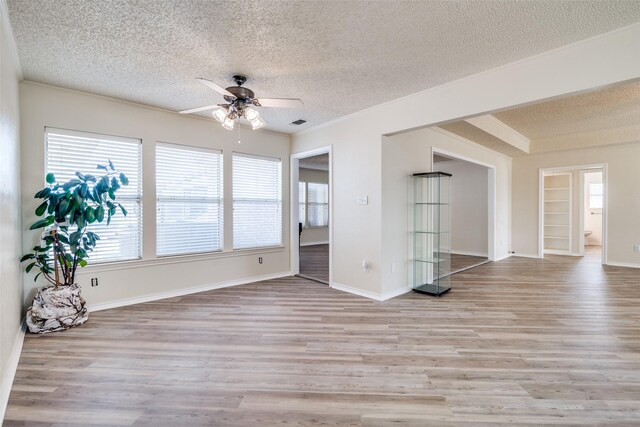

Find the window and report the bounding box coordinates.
[307,182,329,227]
[156,143,223,256]
[298,181,329,228]
[298,181,306,227]
[589,182,603,209]
[46,128,142,263]
[233,153,282,249]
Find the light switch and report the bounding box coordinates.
[357,196,368,205]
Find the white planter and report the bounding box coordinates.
[26,284,88,334]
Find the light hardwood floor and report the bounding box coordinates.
[5,249,640,426]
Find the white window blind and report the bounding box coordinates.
[298,181,306,227]
[46,127,142,263]
[307,182,329,227]
[156,143,223,256]
[233,153,282,249]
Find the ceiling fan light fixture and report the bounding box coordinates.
[250,116,266,130]
[244,107,259,121]
[212,107,227,123]
[222,116,235,130]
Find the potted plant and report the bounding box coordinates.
[21,161,129,334]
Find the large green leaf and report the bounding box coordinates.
[25,262,36,273]
[108,188,116,200]
[85,206,96,223]
[119,173,129,186]
[108,159,115,171]
[46,173,56,184]
[95,206,105,222]
[35,201,47,216]
[62,179,82,190]
[69,230,83,244]
[29,216,54,230]
[119,204,128,216]
[34,187,52,199]
[20,254,34,262]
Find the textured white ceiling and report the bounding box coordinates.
[494,80,640,140]
[441,80,640,156]
[7,0,640,134]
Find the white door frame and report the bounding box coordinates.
[290,146,333,282]
[430,147,497,261]
[538,163,607,264]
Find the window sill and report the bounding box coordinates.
[81,246,286,273]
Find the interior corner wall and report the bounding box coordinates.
[291,24,640,299]
[512,142,640,266]
[19,82,292,310]
[0,3,24,420]
[435,160,489,257]
[381,128,511,296]
[299,167,329,246]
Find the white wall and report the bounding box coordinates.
[298,167,329,245]
[381,128,510,296]
[20,82,291,310]
[512,143,640,266]
[436,159,489,257]
[584,171,603,246]
[0,1,23,420]
[292,24,640,299]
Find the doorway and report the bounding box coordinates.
[431,149,495,273]
[538,164,607,264]
[290,147,332,284]
[581,169,604,261]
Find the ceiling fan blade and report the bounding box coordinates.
[197,78,235,98]
[256,98,304,108]
[179,104,221,114]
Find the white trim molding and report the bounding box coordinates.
[605,261,640,269]
[300,240,329,247]
[89,271,291,312]
[450,250,489,258]
[1,323,26,422]
[330,282,411,302]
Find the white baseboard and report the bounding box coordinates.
[493,253,512,262]
[605,260,640,269]
[330,282,411,301]
[450,250,489,257]
[1,322,26,423]
[300,240,329,247]
[380,286,412,301]
[544,250,581,257]
[512,253,541,259]
[89,271,292,312]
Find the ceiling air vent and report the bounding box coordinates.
[290,119,307,125]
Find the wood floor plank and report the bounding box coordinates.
[5,247,640,425]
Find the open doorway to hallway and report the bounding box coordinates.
[432,151,493,274]
[291,148,332,284]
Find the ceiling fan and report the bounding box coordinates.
[179,75,304,130]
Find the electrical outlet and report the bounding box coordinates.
[634,245,640,253]
[91,277,99,287]
[258,257,263,264]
